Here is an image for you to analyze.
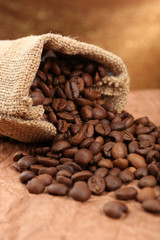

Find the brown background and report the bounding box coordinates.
[0,0,160,90]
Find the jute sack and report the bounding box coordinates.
[0,33,130,143]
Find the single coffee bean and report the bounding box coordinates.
[57,169,72,178]
[65,100,76,112]
[135,167,148,179]
[135,116,150,126]
[13,151,28,162]
[80,137,95,148]
[109,131,123,142]
[95,136,104,145]
[128,141,139,153]
[57,119,68,133]
[91,152,102,164]
[98,159,113,168]
[38,167,57,176]
[103,201,128,219]
[64,79,80,100]
[37,174,53,186]
[52,98,67,112]
[146,150,160,163]
[30,91,45,105]
[81,105,93,121]
[84,124,94,138]
[20,170,36,183]
[88,175,105,195]
[74,148,93,165]
[127,167,136,173]
[75,97,93,106]
[105,175,122,191]
[56,175,73,186]
[36,156,59,167]
[115,187,137,200]
[95,167,108,178]
[30,165,45,174]
[52,140,71,152]
[48,183,69,196]
[82,73,93,87]
[127,153,147,168]
[71,124,81,135]
[148,161,159,177]
[69,181,91,201]
[119,169,134,184]
[83,88,101,100]
[137,134,156,144]
[17,155,35,169]
[138,175,157,188]
[95,123,111,136]
[26,178,45,194]
[122,130,134,142]
[103,141,114,157]
[69,128,85,145]
[92,106,107,120]
[113,158,128,170]
[48,111,57,124]
[84,62,96,74]
[136,187,156,203]
[63,147,78,157]
[89,141,102,155]
[71,170,93,181]
[59,157,73,164]
[35,147,51,155]
[108,168,121,177]
[142,199,160,213]
[111,142,127,159]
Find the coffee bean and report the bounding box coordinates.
[36,156,59,167]
[84,62,96,74]
[119,169,134,183]
[108,167,121,177]
[89,141,102,155]
[65,100,76,112]
[95,123,111,136]
[48,183,69,196]
[63,147,78,157]
[80,137,95,148]
[30,165,45,174]
[75,98,93,106]
[95,136,104,145]
[98,159,113,168]
[17,155,35,169]
[57,119,68,133]
[26,178,45,194]
[88,175,105,195]
[83,88,101,100]
[127,153,147,168]
[146,150,160,163]
[71,170,93,181]
[35,147,51,155]
[148,161,159,177]
[65,79,80,99]
[111,142,127,159]
[30,91,45,105]
[59,157,73,164]
[136,187,156,203]
[115,187,137,200]
[38,167,57,176]
[52,98,67,112]
[138,175,157,188]
[13,151,28,162]
[71,124,81,135]
[37,174,53,186]
[113,158,128,170]
[128,141,139,153]
[52,140,71,152]
[105,175,122,191]
[135,167,148,179]
[84,124,94,138]
[74,148,93,165]
[63,161,82,171]
[56,175,73,186]
[92,106,107,120]
[81,105,93,121]
[95,167,108,178]
[69,128,85,145]
[103,201,128,219]
[57,169,72,178]
[48,111,57,124]
[142,199,160,213]
[20,170,36,183]
[69,181,91,201]
[82,73,93,87]
[109,131,123,142]
[91,152,102,164]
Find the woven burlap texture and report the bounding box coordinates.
[0,33,130,142]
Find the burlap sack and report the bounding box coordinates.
[0,33,129,143]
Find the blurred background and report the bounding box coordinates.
[0,0,160,90]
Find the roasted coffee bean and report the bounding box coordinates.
[84,62,96,74]
[92,105,107,120]
[30,91,45,105]
[148,161,159,177]
[146,150,160,163]
[80,137,95,148]
[95,123,111,136]
[52,98,67,112]
[122,116,134,128]
[88,165,97,172]
[36,156,59,167]
[59,157,73,164]
[108,168,121,177]
[94,71,101,83]
[89,141,102,155]
[65,100,76,112]
[20,170,36,183]
[65,79,80,99]
[136,187,156,203]
[115,187,137,200]
[111,142,127,159]
[39,167,57,176]
[98,159,113,168]
[70,70,83,77]
[109,131,123,142]
[84,124,94,138]
[142,199,160,213]
[71,124,81,135]
[95,136,104,145]
[127,153,147,168]
[82,73,93,87]
[103,141,114,157]
[95,167,108,178]
[48,183,69,196]
[57,119,68,133]
[57,169,72,178]
[98,65,108,77]
[105,175,122,191]
[74,149,93,165]
[69,181,91,201]
[17,156,35,169]
[51,60,61,75]
[138,175,157,188]
[128,141,139,153]
[57,112,74,122]
[135,116,150,126]
[103,201,128,219]
[81,105,93,121]
[91,152,102,164]
[110,121,125,131]
[26,178,45,194]
[35,147,51,155]
[137,134,156,144]
[69,128,85,145]
[30,165,45,174]
[13,151,28,162]
[88,175,105,195]
[119,169,134,183]
[48,111,57,124]
[71,170,93,181]
[63,147,78,157]
[56,164,75,174]
[122,130,134,142]
[37,174,53,186]
[52,140,71,152]
[56,175,72,186]
[83,88,101,100]
[39,81,51,97]
[75,98,93,106]
[63,161,82,171]
[113,158,128,170]
[135,167,149,179]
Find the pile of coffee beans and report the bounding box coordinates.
[13,50,160,219]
